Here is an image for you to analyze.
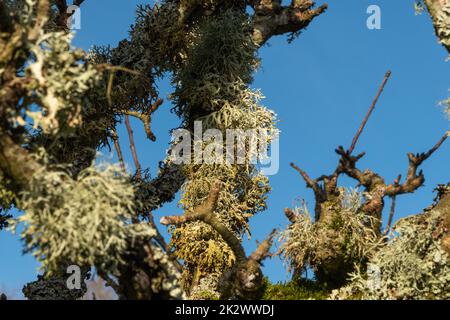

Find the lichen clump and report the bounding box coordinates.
[333,209,450,300]
[279,189,384,285]
[169,9,277,296]
[10,161,155,276]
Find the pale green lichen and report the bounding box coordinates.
[279,189,384,278]
[10,158,155,276]
[13,26,101,135]
[169,9,278,297]
[332,209,450,300]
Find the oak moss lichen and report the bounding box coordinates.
[10,159,155,276]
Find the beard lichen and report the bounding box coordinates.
[332,207,450,300]
[10,157,155,276]
[278,189,385,286]
[168,9,277,297]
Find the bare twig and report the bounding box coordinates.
[348,70,392,154]
[119,99,163,142]
[290,162,321,195]
[384,174,401,235]
[386,132,449,196]
[124,115,141,180]
[111,128,125,171]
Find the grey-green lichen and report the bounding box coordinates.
[10,156,155,276]
[332,208,450,300]
[8,1,102,136]
[278,189,384,283]
[169,9,278,297]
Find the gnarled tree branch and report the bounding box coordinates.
[250,0,328,46]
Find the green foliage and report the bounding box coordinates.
[10,156,155,276]
[262,278,330,300]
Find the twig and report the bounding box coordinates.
[348,70,392,154]
[119,99,163,141]
[419,131,449,161]
[384,174,401,235]
[111,128,125,171]
[386,132,449,196]
[124,115,141,180]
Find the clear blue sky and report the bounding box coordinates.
[1,0,449,297]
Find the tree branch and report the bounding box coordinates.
[124,115,142,180]
[423,0,450,53]
[251,0,328,46]
[111,128,125,171]
[161,182,274,299]
[119,99,163,142]
[349,70,392,154]
[386,132,449,196]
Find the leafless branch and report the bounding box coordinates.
[348,70,392,154]
[119,99,163,142]
[251,0,328,46]
[384,174,401,235]
[386,132,449,196]
[124,115,141,180]
[111,128,125,171]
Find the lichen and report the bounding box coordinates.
[10,155,155,276]
[332,208,450,300]
[168,8,278,297]
[278,189,385,286]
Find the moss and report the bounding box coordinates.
[262,277,330,300]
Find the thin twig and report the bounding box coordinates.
[111,128,125,171]
[420,131,449,161]
[349,70,392,154]
[290,162,320,194]
[384,174,401,235]
[124,115,141,180]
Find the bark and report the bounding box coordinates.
[424,0,450,53]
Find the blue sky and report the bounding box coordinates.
[1,0,449,296]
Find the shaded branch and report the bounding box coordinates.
[119,99,163,142]
[53,0,87,31]
[124,115,141,180]
[384,174,402,235]
[251,0,328,46]
[111,128,125,171]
